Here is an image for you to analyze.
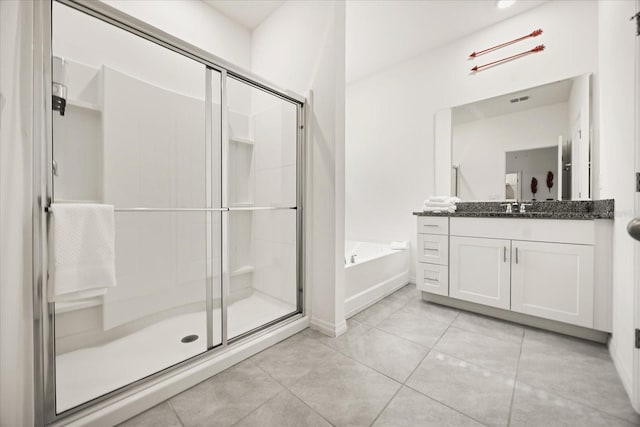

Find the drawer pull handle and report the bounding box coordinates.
[515,247,519,264]
[424,278,439,284]
[423,224,439,227]
[423,248,439,252]
[503,246,506,263]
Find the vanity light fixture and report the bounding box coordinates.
[497,0,516,9]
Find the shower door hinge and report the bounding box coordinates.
[635,329,640,349]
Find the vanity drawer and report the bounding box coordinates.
[417,216,449,235]
[450,218,595,245]
[417,234,449,265]
[416,263,448,296]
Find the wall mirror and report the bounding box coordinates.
[448,73,592,201]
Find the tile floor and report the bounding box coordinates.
[120,284,640,427]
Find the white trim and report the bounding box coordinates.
[52,316,309,427]
[610,337,634,403]
[344,270,409,318]
[634,0,640,413]
[309,317,347,338]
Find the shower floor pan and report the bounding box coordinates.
[55,291,295,413]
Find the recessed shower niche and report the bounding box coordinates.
[43,1,304,419]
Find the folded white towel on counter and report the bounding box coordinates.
[425,196,461,204]
[426,196,457,203]
[423,197,460,212]
[48,203,117,302]
[390,241,408,250]
[424,201,457,208]
[424,205,457,213]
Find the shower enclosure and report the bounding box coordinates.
[34,1,305,423]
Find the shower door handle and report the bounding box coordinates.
[628,218,640,241]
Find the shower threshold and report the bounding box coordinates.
[55,291,295,413]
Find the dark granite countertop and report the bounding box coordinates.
[413,200,614,220]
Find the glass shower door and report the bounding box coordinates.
[51,2,222,413]
[225,77,300,340]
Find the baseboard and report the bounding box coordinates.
[423,292,610,343]
[56,316,310,427]
[344,270,409,318]
[609,337,634,403]
[310,317,347,337]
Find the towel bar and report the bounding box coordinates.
[43,206,297,213]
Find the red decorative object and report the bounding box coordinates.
[546,171,554,192]
[469,29,543,58]
[531,177,538,199]
[471,45,545,72]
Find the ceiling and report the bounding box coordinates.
[452,78,574,125]
[203,0,547,82]
[346,0,547,82]
[204,0,285,30]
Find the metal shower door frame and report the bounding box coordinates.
[32,1,306,425]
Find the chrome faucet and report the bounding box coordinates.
[520,203,533,213]
[500,203,513,213]
[350,254,357,263]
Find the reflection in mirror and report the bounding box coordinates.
[505,172,520,201]
[450,74,592,201]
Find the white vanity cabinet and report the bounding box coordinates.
[416,217,449,296]
[449,236,511,309]
[416,215,612,332]
[511,241,594,327]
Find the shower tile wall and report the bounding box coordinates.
[102,67,213,330]
[252,99,297,309]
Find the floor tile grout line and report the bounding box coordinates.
[370,309,495,426]
[402,382,490,426]
[167,399,186,427]
[367,382,404,427]
[514,329,638,425]
[514,377,639,426]
[251,355,336,426]
[359,288,419,328]
[228,388,285,427]
[506,327,525,427]
[402,321,521,427]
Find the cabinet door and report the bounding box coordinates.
[450,236,511,309]
[416,263,448,296]
[511,241,594,328]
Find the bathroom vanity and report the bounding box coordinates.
[413,200,614,336]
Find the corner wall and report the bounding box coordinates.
[252,0,347,336]
[0,1,34,425]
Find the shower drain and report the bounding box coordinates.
[181,334,199,343]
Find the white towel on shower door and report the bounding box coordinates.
[48,203,117,302]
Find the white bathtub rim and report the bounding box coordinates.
[345,247,406,269]
[344,270,410,319]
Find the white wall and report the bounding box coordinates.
[104,0,251,70]
[252,0,347,336]
[568,73,591,200]
[346,0,599,281]
[453,102,568,201]
[0,1,34,426]
[598,0,638,404]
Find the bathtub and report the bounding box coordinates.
[344,240,410,318]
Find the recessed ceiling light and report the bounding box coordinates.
[497,0,516,9]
